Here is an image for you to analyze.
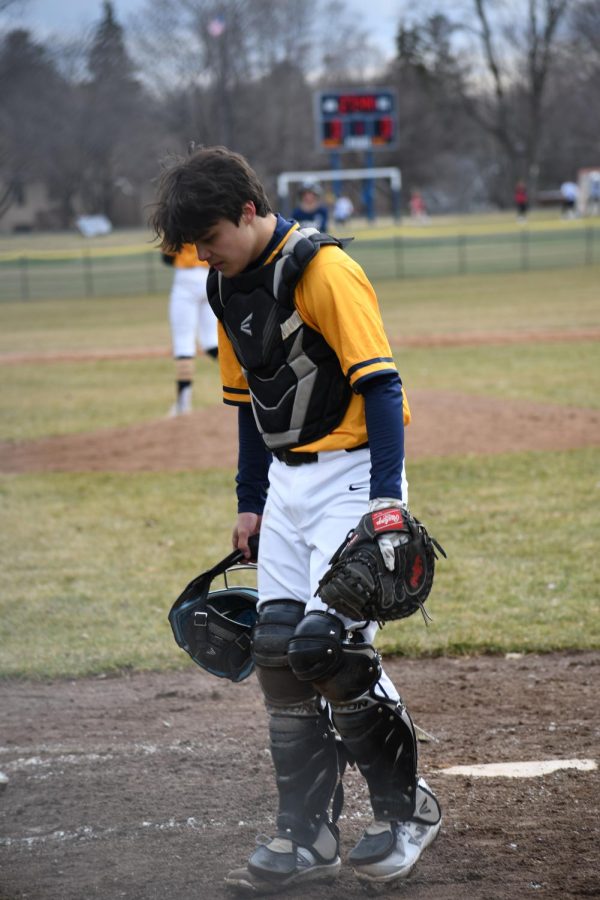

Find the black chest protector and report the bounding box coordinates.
[207,228,353,450]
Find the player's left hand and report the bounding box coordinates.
[316,502,446,623]
[368,498,407,571]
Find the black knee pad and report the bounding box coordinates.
[333,698,418,821]
[287,611,381,703]
[252,600,317,706]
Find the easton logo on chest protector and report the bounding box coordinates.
[207,227,354,451]
[240,312,253,336]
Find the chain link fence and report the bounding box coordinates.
[0,227,598,301]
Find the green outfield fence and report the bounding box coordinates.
[0,226,598,301]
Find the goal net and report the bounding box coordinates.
[277,167,402,223]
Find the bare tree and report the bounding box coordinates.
[0,0,30,16]
[536,0,600,184]
[382,14,484,210]
[134,0,318,151]
[132,0,371,169]
[5,0,595,228]
[317,0,376,84]
[568,0,600,65]
[466,0,570,196]
[391,0,579,203]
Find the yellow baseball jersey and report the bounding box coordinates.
[218,225,410,452]
[173,244,210,269]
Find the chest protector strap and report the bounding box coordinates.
[208,228,353,450]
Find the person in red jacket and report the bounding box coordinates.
[514,181,529,221]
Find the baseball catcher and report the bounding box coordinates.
[152,146,445,894]
[316,502,446,624]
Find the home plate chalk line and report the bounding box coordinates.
[436,758,597,778]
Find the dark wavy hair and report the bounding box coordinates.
[149,146,272,253]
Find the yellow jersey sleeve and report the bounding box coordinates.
[290,244,409,452]
[294,245,398,389]
[218,321,251,406]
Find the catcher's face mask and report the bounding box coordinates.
[168,543,258,682]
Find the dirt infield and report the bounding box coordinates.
[1,324,599,474]
[1,342,599,899]
[1,389,599,473]
[1,327,599,366]
[1,652,598,900]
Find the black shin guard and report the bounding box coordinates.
[252,601,341,846]
[333,698,418,821]
[269,705,340,846]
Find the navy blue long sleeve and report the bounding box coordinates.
[236,404,271,514]
[360,374,405,501]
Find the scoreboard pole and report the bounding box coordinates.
[363,148,375,222]
[331,151,342,199]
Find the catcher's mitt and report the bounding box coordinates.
[316,507,446,623]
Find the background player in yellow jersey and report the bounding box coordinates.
[161,243,218,415]
[151,147,441,892]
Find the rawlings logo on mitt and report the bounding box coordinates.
[316,508,446,623]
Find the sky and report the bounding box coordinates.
[6,0,403,60]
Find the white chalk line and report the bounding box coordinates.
[1,810,383,851]
[0,816,261,849]
[0,740,203,777]
[436,758,597,778]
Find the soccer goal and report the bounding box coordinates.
[277,166,402,222]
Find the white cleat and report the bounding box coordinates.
[351,777,441,884]
[167,385,193,417]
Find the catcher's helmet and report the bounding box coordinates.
[168,539,259,683]
[300,179,322,196]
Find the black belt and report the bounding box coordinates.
[273,448,318,466]
[272,442,369,466]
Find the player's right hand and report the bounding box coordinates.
[233,513,261,561]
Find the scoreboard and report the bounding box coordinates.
[315,88,398,152]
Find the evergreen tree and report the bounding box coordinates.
[81,1,144,218]
[0,29,63,219]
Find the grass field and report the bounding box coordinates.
[0,259,599,678]
[1,446,598,679]
[1,266,599,441]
